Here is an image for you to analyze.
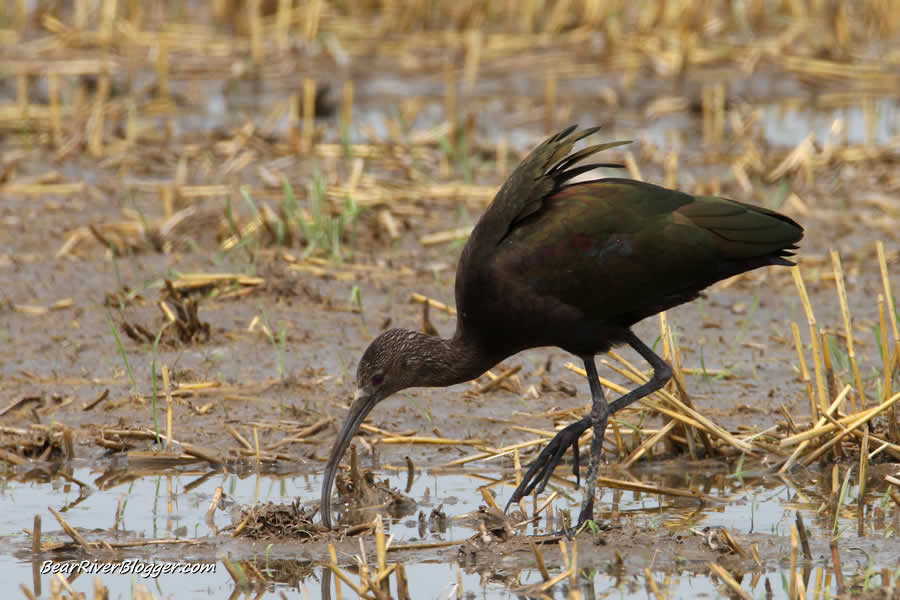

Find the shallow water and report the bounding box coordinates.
[5,459,897,598]
[760,99,900,147]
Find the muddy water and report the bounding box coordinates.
[3,460,898,598]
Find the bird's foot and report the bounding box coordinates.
[505,419,590,510]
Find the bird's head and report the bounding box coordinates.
[321,329,429,528]
[354,328,425,403]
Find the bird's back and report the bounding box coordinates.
[455,143,802,357]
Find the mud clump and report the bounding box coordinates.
[232,500,321,540]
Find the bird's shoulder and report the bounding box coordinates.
[495,178,692,253]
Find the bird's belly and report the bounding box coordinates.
[460,266,633,358]
[468,299,629,359]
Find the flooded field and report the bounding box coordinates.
[1,1,899,599]
[2,461,897,598]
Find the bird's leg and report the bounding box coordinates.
[506,332,673,522]
[573,333,672,529]
[606,332,673,415]
[574,356,608,528]
[505,355,606,512]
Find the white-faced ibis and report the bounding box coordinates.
[321,125,803,530]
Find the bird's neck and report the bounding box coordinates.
[414,328,498,389]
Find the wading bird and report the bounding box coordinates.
[321,125,803,530]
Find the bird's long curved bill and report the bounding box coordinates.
[321,391,377,529]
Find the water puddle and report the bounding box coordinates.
[4,459,897,598]
[760,98,900,147]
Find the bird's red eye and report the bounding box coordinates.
[372,373,384,386]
